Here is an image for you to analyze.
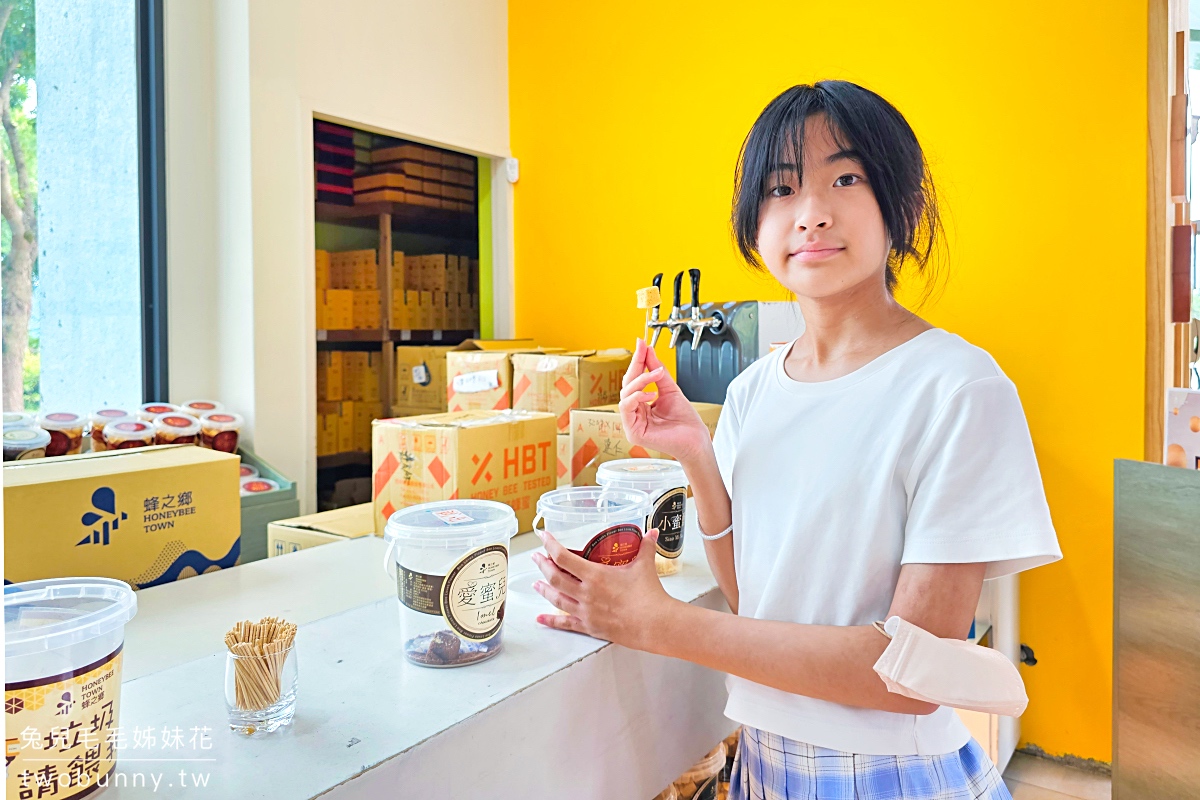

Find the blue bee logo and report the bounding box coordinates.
[77,487,127,547]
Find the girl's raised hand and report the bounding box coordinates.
[619,338,712,464]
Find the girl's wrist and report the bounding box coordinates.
[631,593,686,655]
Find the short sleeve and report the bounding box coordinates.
[902,376,1061,580]
[711,391,741,497]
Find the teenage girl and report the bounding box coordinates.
[531,80,1062,799]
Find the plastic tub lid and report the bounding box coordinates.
[239,478,279,496]
[154,413,201,437]
[5,577,137,658]
[90,409,132,428]
[535,486,652,525]
[384,500,518,550]
[3,412,36,428]
[200,411,244,430]
[180,399,224,417]
[4,426,50,450]
[596,458,687,492]
[139,402,180,420]
[37,411,85,431]
[104,419,155,443]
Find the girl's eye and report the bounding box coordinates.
[834,174,861,187]
[768,184,794,198]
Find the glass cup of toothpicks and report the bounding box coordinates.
[223,616,298,735]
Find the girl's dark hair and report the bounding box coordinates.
[732,81,943,294]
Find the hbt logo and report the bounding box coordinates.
[469,443,552,485]
[78,487,127,547]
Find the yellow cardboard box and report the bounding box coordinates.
[445,340,550,413]
[568,402,722,485]
[557,433,571,487]
[372,410,557,534]
[512,349,633,433]
[337,401,356,452]
[396,345,454,411]
[4,445,242,586]
[323,289,354,329]
[352,290,381,329]
[317,413,339,456]
[267,503,377,557]
[316,249,330,290]
[318,351,345,401]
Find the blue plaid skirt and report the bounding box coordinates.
[728,727,1012,800]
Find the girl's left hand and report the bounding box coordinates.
[532,528,674,650]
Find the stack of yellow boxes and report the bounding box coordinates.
[316,249,382,330]
[389,252,478,331]
[316,351,385,456]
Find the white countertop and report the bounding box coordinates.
[106,508,733,798]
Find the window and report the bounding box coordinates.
[0,0,165,413]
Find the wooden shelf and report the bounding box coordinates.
[315,200,477,239]
[317,329,476,345]
[317,329,387,343]
[316,451,371,470]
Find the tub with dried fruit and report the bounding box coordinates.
[384,500,517,668]
[597,458,689,576]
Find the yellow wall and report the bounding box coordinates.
[510,0,1146,760]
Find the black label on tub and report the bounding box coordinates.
[651,487,687,558]
[398,566,444,616]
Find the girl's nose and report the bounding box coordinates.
[795,195,832,232]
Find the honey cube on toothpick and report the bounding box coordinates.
[636,286,661,309]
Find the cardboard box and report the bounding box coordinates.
[557,433,571,487]
[445,340,546,413]
[365,352,382,403]
[316,249,330,290]
[396,345,454,411]
[372,410,557,534]
[568,402,722,485]
[353,290,381,329]
[323,289,354,329]
[512,349,632,432]
[3,445,242,586]
[318,413,339,456]
[353,402,383,452]
[267,503,377,557]
[417,291,433,329]
[319,351,345,401]
[391,251,406,292]
[337,401,356,453]
[1166,388,1200,468]
[431,291,447,330]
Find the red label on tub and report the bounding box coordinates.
[570,523,643,566]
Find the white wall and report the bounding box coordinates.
[165,0,511,511]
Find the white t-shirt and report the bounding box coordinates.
[712,328,1061,756]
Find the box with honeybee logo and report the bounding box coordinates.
[3,445,242,587]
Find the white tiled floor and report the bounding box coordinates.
[1003,753,1111,800]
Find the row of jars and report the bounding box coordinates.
[2,400,245,461]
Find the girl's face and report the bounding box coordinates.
[756,115,891,300]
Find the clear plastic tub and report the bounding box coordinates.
[199,411,244,453]
[240,477,280,497]
[138,402,180,422]
[180,399,224,417]
[240,463,259,479]
[596,459,689,576]
[103,419,156,449]
[654,786,680,800]
[673,742,727,800]
[153,412,201,445]
[37,411,85,456]
[3,426,50,461]
[3,411,36,429]
[384,500,517,668]
[89,409,133,452]
[533,486,651,566]
[5,577,137,798]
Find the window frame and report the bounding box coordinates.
[137,0,168,402]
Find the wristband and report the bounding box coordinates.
[699,522,733,541]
